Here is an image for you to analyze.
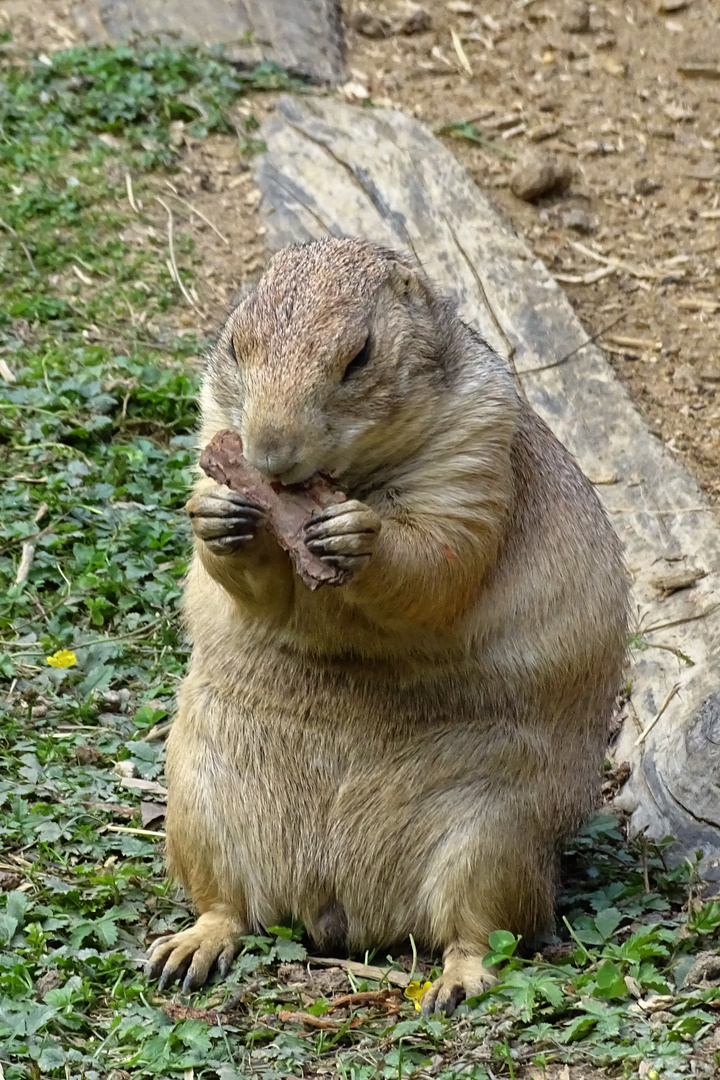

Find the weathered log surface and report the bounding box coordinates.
[255,95,720,877]
[74,0,346,84]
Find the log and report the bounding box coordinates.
[74,0,346,85]
[254,95,720,878]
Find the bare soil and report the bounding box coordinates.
[3,0,719,503]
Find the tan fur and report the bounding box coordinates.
[149,237,629,1012]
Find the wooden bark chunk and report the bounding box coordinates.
[199,429,350,590]
[254,94,720,879]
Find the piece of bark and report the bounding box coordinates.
[199,429,350,590]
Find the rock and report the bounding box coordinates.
[672,362,699,393]
[36,970,64,999]
[561,0,590,34]
[113,760,137,779]
[510,155,573,202]
[634,176,663,196]
[74,743,102,765]
[0,869,22,891]
[395,7,432,35]
[340,80,370,103]
[657,0,688,12]
[698,359,720,384]
[351,10,391,38]
[561,207,596,233]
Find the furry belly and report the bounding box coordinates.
[166,666,515,950]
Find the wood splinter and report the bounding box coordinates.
[199,428,351,590]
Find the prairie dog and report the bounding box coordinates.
[148,237,628,1014]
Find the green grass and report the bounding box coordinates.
[1,41,719,1080]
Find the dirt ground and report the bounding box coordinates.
[2,0,720,503]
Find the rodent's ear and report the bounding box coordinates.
[387,258,433,305]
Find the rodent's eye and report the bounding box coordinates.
[228,337,238,364]
[342,337,371,382]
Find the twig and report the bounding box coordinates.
[519,312,627,375]
[163,185,230,245]
[634,683,681,748]
[14,543,35,585]
[104,824,167,839]
[569,240,663,281]
[0,216,37,274]
[156,196,197,308]
[642,603,720,635]
[125,172,139,214]
[308,956,412,988]
[141,721,173,743]
[554,266,616,285]
[0,358,16,383]
[608,506,716,515]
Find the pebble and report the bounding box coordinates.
[351,10,391,38]
[561,0,591,34]
[672,363,699,393]
[561,207,597,233]
[510,155,573,202]
[396,7,432,35]
[634,176,663,195]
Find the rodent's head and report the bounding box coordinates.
[203,237,459,486]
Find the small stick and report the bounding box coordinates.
[634,683,681,748]
[163,185,230,245]
[14,543,35,585]
[155,196,197,308]
[125,172,139,214]
[520,312,627,375]
[308,956,412,988]
[0,217,37,274]
[0,358,16,383]
[104,824,167,838]
[141,721,173,743]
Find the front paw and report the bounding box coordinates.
[421,952,495,1017]
[304,499,381,572]
[186,486,265,556]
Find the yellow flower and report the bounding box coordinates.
[46,649,77,669]
[404,980,433,1012]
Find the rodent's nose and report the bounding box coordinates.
[262,449,299,481]
[243,436,302,482]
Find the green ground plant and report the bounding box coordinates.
[0,42,718,1080]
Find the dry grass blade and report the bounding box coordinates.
[0,357,16,383]
[103,824,167,838]
[164,185,230,245]
[634,683,681,747]
[450,28,473,75]
[155,196,198,308]
[14,543,35,585]
[125,172,140,214]
[0,216,37,274]
[308,956,412,988]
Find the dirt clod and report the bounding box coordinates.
[561,208,596,233]
[395,6,432,35]
[510,155,573,203]
[351,10,390,37]
[561,1,591,34]
[36,969,64,999]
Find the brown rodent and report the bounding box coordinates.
[147,237,629,1014]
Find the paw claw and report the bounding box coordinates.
[145,914,242,993]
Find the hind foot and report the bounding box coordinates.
[422,946,496,1016]
[147,907,246,992]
